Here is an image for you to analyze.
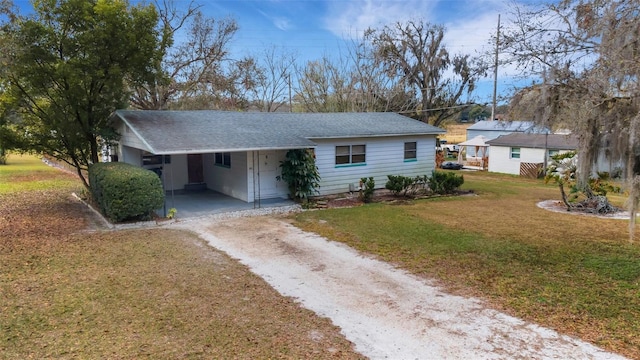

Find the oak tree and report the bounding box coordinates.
[364,20,482,126]
[503,0,640,240]
[1,0,162,187]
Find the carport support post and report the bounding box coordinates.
[162,161,166,218]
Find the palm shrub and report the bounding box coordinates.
[277,149,321,202]
[545,151,619,212]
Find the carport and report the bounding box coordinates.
[161,190,295,219]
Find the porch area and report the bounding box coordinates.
[160,190,295,219]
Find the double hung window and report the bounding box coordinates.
[404,142,417,161]
[336,145,366,166]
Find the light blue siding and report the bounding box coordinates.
[313,136,437,195]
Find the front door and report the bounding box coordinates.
[187,154,204,183]
[257,151,283,199]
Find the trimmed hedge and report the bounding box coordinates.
[89,162,164,222]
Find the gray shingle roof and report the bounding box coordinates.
[486,133,578,150]
[114,110,444,154]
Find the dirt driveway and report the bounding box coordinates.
[172,215,626,360]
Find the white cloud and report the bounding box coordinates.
[273,16,293,31]
[258,10,293,31]
[323,0,439,39]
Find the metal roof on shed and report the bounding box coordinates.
[486,133,578,150]
[113,110,445,154]
[466,120,538,132]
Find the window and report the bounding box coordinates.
[510,147,521,159]
[335,145,366,166]
[142,152,170,165]
[215,152,231,167]
[404,142,417,161]
[548,149,559,159]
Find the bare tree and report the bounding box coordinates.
[293,41,417,114]
[130,0,244,110]
[294,56,356,113]
[502,0,640,240]
[251,46,297,112]
[364,20,482,126]
[347,39,417,113]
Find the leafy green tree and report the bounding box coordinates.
[468,104,490,121]
[1,0,162,187]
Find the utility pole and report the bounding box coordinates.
[490,14,500,122]
[287,73,292,112]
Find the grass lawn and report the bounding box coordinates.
[0,155,360,359]
[293,171,640,359]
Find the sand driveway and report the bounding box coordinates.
[172,215,626,360]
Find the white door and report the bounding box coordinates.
[256,151,286,199]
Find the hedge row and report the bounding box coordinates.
[385,171,464,196]
[89,162,164,222]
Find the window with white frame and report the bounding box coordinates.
[335,145,366,165]
[215,152,231,167]
[547,149,559,159]
[404,142,417,160]
[510,147,521,159]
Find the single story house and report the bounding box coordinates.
[464,120,548,157]
[485,133,578,176]
[111,110,445,203]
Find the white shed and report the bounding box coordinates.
[486,133,578,176]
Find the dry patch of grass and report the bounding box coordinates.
[292,171,640,359]
[1,155,361,359]
[441,123,471,144]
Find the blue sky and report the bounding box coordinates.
[13,0,538,104]
[201,0,536,104]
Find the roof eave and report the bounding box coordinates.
[308,131,444,140]
[150,145,317,155]
[114,112,158,153]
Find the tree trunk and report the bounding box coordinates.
[559,183,572,211]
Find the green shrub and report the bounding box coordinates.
[277,149,321,202]
[428,171,464,195]
[386,175,430,197]
[385,175,415,196]
[89,162,164,222]
[359,177,375,203]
